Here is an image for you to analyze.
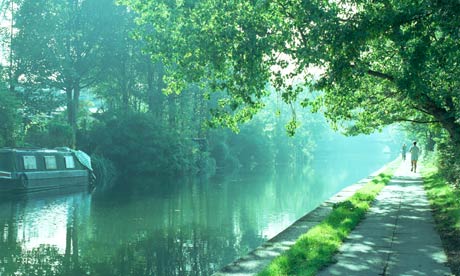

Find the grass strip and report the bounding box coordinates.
[258,164,397,276]
[422,164,460,276]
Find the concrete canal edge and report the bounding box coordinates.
[212,161,396,276]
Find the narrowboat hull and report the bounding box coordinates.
[0,148,94,194]
[0,170,89,193]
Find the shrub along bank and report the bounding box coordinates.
[422,164,460,276]
[258,163,398,276]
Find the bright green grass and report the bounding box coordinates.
[258,165,397,276]
[422,164,460,231]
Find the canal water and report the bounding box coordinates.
[0,138,396,276]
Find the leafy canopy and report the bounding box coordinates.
[121,0,460,141]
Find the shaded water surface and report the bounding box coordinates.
[0,147,395,275]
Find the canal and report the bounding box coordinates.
[0,137,397,276]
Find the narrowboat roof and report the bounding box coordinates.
[0,147,73,154]
[0,147,93,173]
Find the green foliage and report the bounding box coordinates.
[25,120,73,148]
[83,111,202,176]
[422,164,460,275]
[423,165,460,230]
[398,121,442,152]
[435,137,460,188]
[12,0,125,145]
[0,83,20,147]
[123,0,460,148]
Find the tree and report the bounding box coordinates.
[0,78,20,146]
[121,0,460,148]
[13,0,117,146]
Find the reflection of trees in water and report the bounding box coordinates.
[84,176,267,275]
[63,207,82,275]
[0,203,23,275]
[0,187,262,276]
[0,194,90,276]
[0,208,81,276]
[89,227,234,276]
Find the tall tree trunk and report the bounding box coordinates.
[147,58,155,113]
[429,107,460,148]
[72,82,81,148]
[440,118,460,148]
[65,81,79,148]
[66,85,74,128]
[155,62,165,119]
[121,60,129,112]
[425,130,436,151]
[147,61,166,118]
[168,94,177,127]
[73,82,80,121]
[422,95,460,148]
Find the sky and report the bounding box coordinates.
[0,2,13,66]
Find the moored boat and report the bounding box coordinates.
[0,148,95,193]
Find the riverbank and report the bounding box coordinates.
[422,164,460,275]
[213,160,399,275]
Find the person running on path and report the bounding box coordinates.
[409,141,421,172]
[401,143,407,161]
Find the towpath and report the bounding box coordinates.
[317,161,452,275]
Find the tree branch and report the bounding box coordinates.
[349,64,395,82]
[409,104,433,116]
[394,118,439,124]
[366,69,394,82]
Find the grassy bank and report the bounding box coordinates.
[258,164,397,276]
[422,164,460,276]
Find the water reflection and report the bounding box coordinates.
[0,150,395,276]
[0,192,91,275]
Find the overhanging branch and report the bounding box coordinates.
[394,118,439,124]
[366,69,394,82]
[350,64,395,82]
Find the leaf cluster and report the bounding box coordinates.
[122,0,460,139]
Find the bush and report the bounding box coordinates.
[83,111,204,177]
[25,121,73,148]
[436,139,460,188]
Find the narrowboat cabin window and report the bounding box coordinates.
[65,156,75,169]
[44,156,57,169]
[23,156,37,170]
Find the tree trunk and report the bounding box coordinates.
[432,111,460,148]
[421,96,460,148]
[155,62,165,119]
[66,85,74,128]
[121,66,129,111]
[425,130,436,151]
[147,58,155,113]
[65,81,79,148]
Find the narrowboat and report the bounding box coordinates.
[0,148,95,193]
